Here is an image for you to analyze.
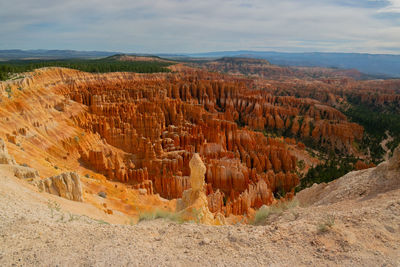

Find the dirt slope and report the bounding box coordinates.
[1,160,399,266]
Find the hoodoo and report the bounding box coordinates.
[176,153,215,224]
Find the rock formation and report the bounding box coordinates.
[35,172,83,202]
[49,71,306,215]
[297,144,400,206]
[1,66,379,217]
[0,138,16,165]
[14,167,39,180]
[43,67,370,215]
[0,138,39,179]
[388,145,400,170]
[198,57,370,80]
[176,154,215,224]
[354,160,375,170]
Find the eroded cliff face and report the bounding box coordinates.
[0,68,174,218]
[262,78,400,113]
[0,67,363,217]
[198,57,368,80]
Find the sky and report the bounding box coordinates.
[0,0,400,54]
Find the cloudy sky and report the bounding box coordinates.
[1,0,399,54]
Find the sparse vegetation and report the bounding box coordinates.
[138,209,184,224]
[342,102,400,162]
[297,160,305,171]
[47,200,61,218]
[56,213,65,223]
[67,213,79,222]
[296,155,357,192]
[5,86,12,98]
[252,206,271,225]
[251,200,299,225]
[317,215,335,233]
[95,219,110,225]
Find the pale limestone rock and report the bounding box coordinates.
[214,212,226,225]
[0,138,39,179]
[14,166,39,180]
[138,188,147,195]
[0,138,16,165]
[374,144,400,174]
[176,153,214,224]
[388,145,400,170]
[189,153,206,191]
[36,172,83,202]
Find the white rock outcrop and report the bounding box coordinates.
[0,138,39,179]
[0,138,16,165]
[176,154,215,224]
[36,172,83,202]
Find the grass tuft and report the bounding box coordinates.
[251,199,299,225]
[138,209,184,224]
[47,200,61,218]
[96,219,110,225]
[317,215,335,233]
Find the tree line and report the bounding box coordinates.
[0,58,172,81]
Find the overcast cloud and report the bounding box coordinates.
[0,0,399,53]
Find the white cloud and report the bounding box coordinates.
[379,0,400,12]
[0,0,399,53]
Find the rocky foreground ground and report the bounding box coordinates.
[1,156,399,266]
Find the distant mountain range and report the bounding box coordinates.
[185,51,400,78]
[1,49,400,78]
[0,49,115,60]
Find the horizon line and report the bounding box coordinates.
[1,48,400,56]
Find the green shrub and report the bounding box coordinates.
[251,200,298,225]
[138,209,184,224]
[296,156,356,191]
[95,219,110,225]
[252,205,271,225]
[297,160,305,170]
[317,215,335,233]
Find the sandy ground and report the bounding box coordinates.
[1,163,399,267]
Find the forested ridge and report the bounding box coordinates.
[0,57,172,80]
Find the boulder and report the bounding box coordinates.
[36,172,83,202]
